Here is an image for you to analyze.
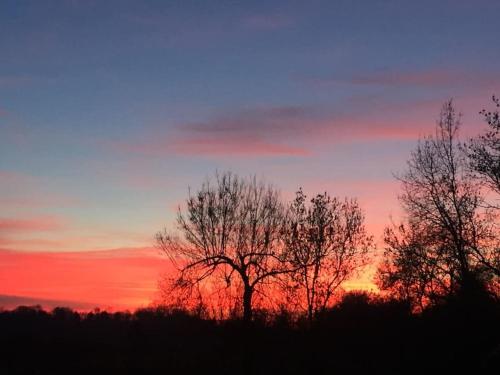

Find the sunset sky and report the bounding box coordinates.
[1,0,499,310]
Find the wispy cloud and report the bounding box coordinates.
[111,105,314,157]
[349,69,463,88]
[110,100,444,158]
[0,238,68,249]
[0,170,81,209]
[302,67,500,90]
[172,137,308,156]
[0,215,67,232]
[172,105,311,156]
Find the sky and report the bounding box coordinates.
[1,0,499,310]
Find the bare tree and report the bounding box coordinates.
[156,171,288,321]
[468,95,500,199]
[379,220,457,310]
[378,100,499,309]
[282,189,373,322]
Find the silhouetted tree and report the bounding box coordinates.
[468,95,500,199]
[156,171,288,321]
[282,189,373,322]
[378,100,499,309]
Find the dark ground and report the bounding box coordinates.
[1,293,498,374]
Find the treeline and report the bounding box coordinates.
[157,99,500,321]
[0,291,498,374]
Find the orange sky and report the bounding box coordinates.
[0,245,378,311]
[0,247,169,310]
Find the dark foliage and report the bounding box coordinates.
[0,293,498,374]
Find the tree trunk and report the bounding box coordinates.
[307,299,314,325]
[243,284,253,322]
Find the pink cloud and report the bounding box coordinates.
[0,215,67,232]
[108,95,487,159]
[171,137,309,156]
[110,105,314,157]
[110,112,421,158]
[113,138,307,157]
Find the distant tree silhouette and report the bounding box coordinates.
[156,171,288,321]
[468,95,500,198]
[282,189,373,322]
[1,300,498,374]
[378,100,499,309]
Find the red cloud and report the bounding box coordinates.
[0,216,67,232]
